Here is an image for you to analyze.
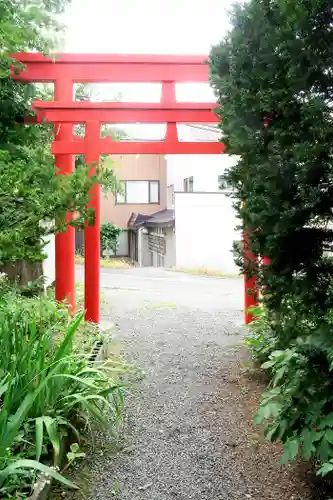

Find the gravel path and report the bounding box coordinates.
[72,268,313,500]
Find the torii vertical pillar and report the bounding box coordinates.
[54,78,75,312]
[84,120,101,323]
[244,231,259,324]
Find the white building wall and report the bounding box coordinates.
[174,192,240,274]
[164,227,176,268]
[43,234,55,287]
[166,154,239,196]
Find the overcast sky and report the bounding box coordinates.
[61,0,233,138]
[63,0,232,54]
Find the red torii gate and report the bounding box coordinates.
[13,53,257,324]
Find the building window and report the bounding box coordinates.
[116,180,160,204]
[184,176,194,193]
[149,181,159,203]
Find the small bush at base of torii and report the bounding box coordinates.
[100,223,121,257]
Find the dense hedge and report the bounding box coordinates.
[209,0,333,474]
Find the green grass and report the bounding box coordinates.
[0,283,128,498]
[173,266,242,278]
[75,256,133,269]
[143,300,177,310]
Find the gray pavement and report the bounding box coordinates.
[76,266,244,318]
[78,267,250,500]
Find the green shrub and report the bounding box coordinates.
[210,0,333,478]
[100,223,121,257]
[0,277,102,355]
[0,295,126,498]
[245,304,333,474]
[255,339,333,469]
[0,289,68,331]
[244,305,277,365]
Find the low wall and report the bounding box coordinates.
[43,233,55,286]
[174,192,240,274]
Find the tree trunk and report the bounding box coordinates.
[0,260,44,295]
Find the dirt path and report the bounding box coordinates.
[62,268,315,500]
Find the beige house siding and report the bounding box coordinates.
[101,154,167,229]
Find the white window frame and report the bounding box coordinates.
[116,180,160,204]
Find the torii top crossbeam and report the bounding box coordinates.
[14,53,211,82]
[14,53,224,156]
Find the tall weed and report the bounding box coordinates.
[244,305,277,364]
[0,294,126,498]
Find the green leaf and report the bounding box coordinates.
[53,313,83,363]
[254,406,267,425]
[43,416,60,463]
[261,360,275,369]
[281,439,300,464]
[265,423,280,441]
[301,428,315,460]
[0,459,77,489]
[317,438,332,463]
[7,392,36,437]
[254,400,281,425]
[325,429,333,445]
[311,430,325,443]
[320,414,333,428]
[272,366,287,386]
[317,461,333,477]
[35,417,43,461]
[70,442,80,453]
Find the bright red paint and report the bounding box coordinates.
[13,53,209,82]
[244,275,259,324]
[12,52,253,324]
[51,140,224,155]
[33,100,218,124]
[54,78,75,313]
[84,121,101,323]
[244,232,259,324]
